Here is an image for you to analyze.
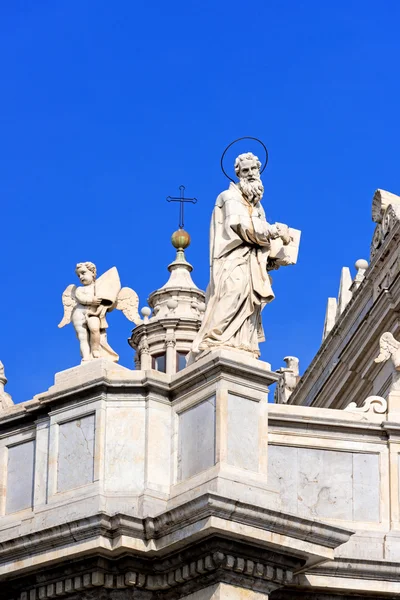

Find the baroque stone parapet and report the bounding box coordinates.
[6,352,399,599]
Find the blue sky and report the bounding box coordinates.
[1,1,399,402]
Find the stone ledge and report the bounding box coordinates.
[144,493,354,550]
[0,493,354,579]
[268,404,387,437]
[0,351,277,427]
[306,557,400,581]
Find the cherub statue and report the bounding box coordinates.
[59,262,142,363]
[375,332,400,391]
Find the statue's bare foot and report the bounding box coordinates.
[92,350,100,358]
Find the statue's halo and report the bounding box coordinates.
[220,137,269,183]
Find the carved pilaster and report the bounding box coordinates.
[139,334,151,370]
[165,329,177,374]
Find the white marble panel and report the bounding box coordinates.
[57,414,95,493]
[104,406,145,492]
[179,396,215,480]
[268,445,380,522]
[353,453,380,522]
[227,394,259,472]
[299,447,353,520]
[146,401,171,490]
[6,440,35,513]
[267,445,298,512]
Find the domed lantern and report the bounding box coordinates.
[129,229,205,374]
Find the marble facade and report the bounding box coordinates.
[3,182,400,599]
[0,352,355,600]
[0,343,399,599]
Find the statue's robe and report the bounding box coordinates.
[73,285,119,361]
[189,182,277,362]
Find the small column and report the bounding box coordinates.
[34,417,50,507]
[165,329,176,375]
[139,334,152,370]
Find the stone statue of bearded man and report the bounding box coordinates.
[188,152,299,363]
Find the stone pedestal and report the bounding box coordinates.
[168,349,278,510]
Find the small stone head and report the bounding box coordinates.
[76,262,97,285]
[235,152,264,204]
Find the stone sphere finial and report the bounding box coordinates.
[355,258,368,271]
[171,229,191,250]
[141,307,151,322]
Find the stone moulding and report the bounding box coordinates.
[0,351,277,428]
[0,494,353,569]
[0,493,354,600]
[306,557,400,582]
[345,395,387,414]
[18,551,294,599]
[143,493,353,549]
[268,406,385,441]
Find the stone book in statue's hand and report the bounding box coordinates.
[269,225,301,268]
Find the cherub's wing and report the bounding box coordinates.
[375,332,400,364]
[116,287,142,325]
[58,284,77,328]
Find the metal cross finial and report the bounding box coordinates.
[166,185,197,229]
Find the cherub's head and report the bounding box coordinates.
[75,262,97,286]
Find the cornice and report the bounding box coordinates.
[2,493,356,599]
[0,375,172,430]
[129,317,202,348]
[0,494,353,569]
[268,409,385,440]
[307,557,400,581]
[145,493,353,550]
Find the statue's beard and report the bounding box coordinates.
[238,178,264,204]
